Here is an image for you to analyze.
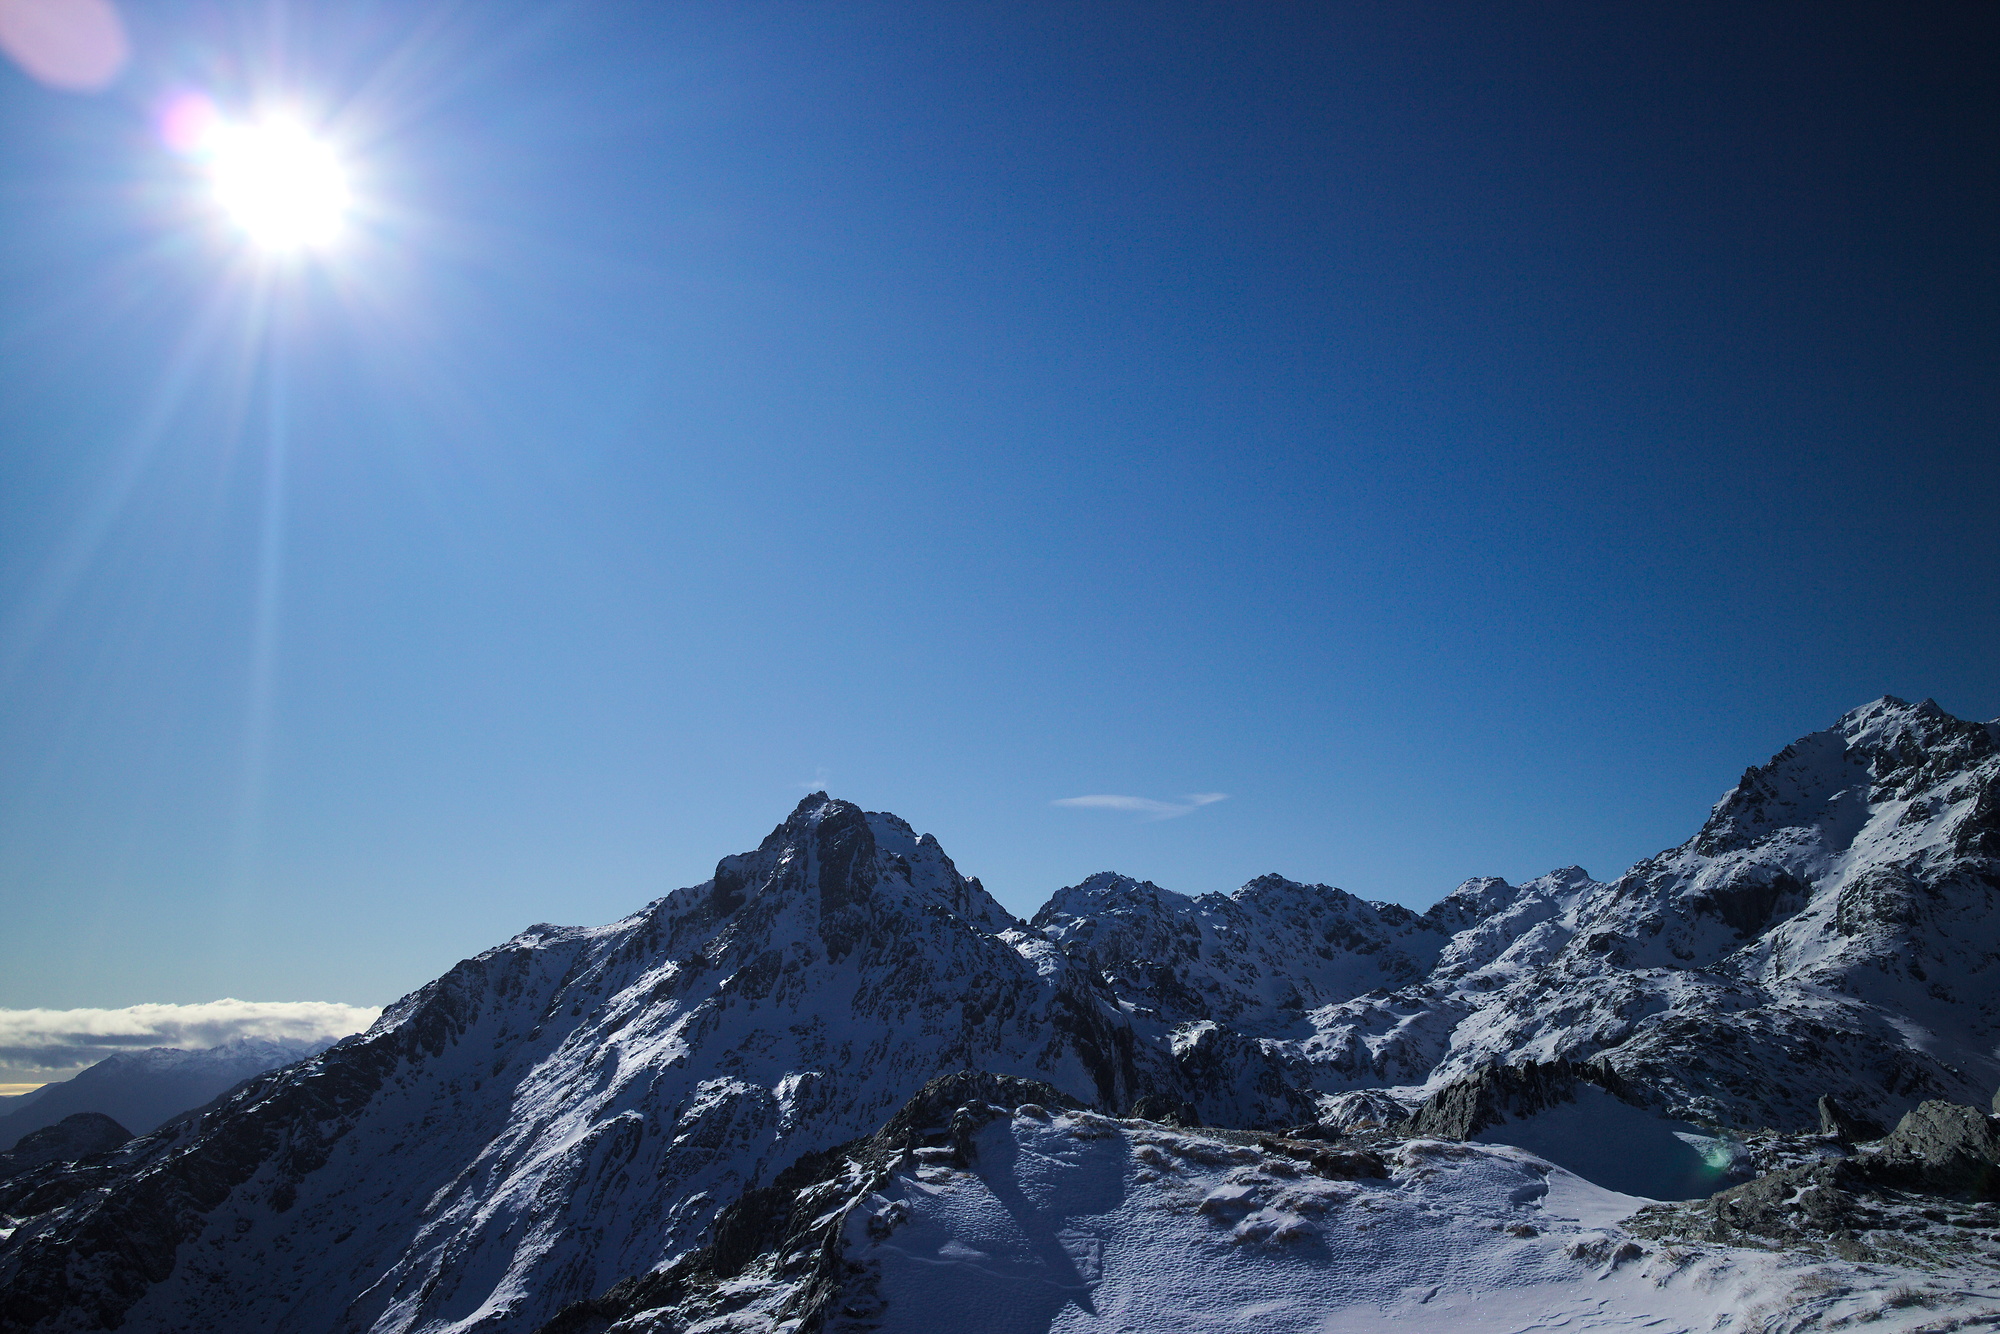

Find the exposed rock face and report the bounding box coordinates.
[1875,1100,2000,1196]
[0,1113,129,1180]
[0,798,1163,1334]
[1403,1059,1635,1140]
[1817,1094,1886,1143]
[1182,697,2000,1132]
[1631,1098,2000,1260]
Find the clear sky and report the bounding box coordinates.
[1,1,1994,1013]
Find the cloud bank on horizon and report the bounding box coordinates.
[0,999,382,1084]
[1054,792,1229,821]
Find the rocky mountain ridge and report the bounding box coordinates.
[0,695,1995,1332]
[1275,696,2000,1132]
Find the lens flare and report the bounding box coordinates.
[158,90,221,155]
[0,0,129,92]
[201,117,350,251]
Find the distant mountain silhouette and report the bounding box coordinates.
[0,1036,332,1150]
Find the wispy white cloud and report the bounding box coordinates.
[1053,793,1229,821]
[0,999,381,1082]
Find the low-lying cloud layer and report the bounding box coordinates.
[1054,792,1229,821]
[0,999,382,1084]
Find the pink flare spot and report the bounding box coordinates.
[159,90,220,154]
[0,0,129,92]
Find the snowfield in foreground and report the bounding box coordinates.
[856,1120,2000,1334]
[820,1109,2000,1334]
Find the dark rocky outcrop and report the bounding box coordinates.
[1128,1093,1202,1126]
[1871,1100,2000,1197]
[1404,1059,1644,1140]
[535,1072,1087,1334]
[1817,1094,1885,1144]
[0,1113,129,1181]
[1630,1098,2000,1256]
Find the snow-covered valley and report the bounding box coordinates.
[3,695,1998,1332]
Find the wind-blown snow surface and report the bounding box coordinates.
[675,1107,2000,1333]
[3,696,1999,1332]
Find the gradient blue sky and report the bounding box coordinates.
[1,1,1994,1012]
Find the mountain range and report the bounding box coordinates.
[0,695,1995,1332]
[0,1038,336,1152]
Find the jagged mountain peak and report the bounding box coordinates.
[1531,864,1597,892]
[0,801,1157,1334]
[1416,866,1600,946]
[665,793,1019,953]
[1700,697,1997,858]
[1031,868,1458,1050]
[7,702,2000,1331]
[1392,697,2000,1126]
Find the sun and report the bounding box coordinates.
[205,118,351,251]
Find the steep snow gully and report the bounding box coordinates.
[2,696,1998,1332]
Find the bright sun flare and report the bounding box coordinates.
[206,119,350,251]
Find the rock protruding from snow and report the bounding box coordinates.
[1875,1100,2000,1192]
[557,1090,2000,1334]
[1816,1094,1885,1144]
[1277,696,2000,1133]
[0,797,1165,1334]
[1633,1097,2000,1258]
[1404,1059,1634,1140]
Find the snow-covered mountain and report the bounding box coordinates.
[1,696,1996,1332]
[1031,871,1453,1032]
[0,798,1157,1333]
[0,1037,335,1151]
[1269,697,2000,1132]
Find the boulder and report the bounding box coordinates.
[1816,1094,1885,1143]
[1873,1100,2000,1197]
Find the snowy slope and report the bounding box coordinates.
[553,1096,2000,1334]
[0,1037,334,1150]
[1060,696,2000,1134]
[0,798,1161,1334]
[3,697,1998,1331]
[1359,697,2000,1130]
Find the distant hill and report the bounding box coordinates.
[0,1036,335,1150]
[0,1112,131,1179]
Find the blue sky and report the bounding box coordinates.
[1,1,1994,1012]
